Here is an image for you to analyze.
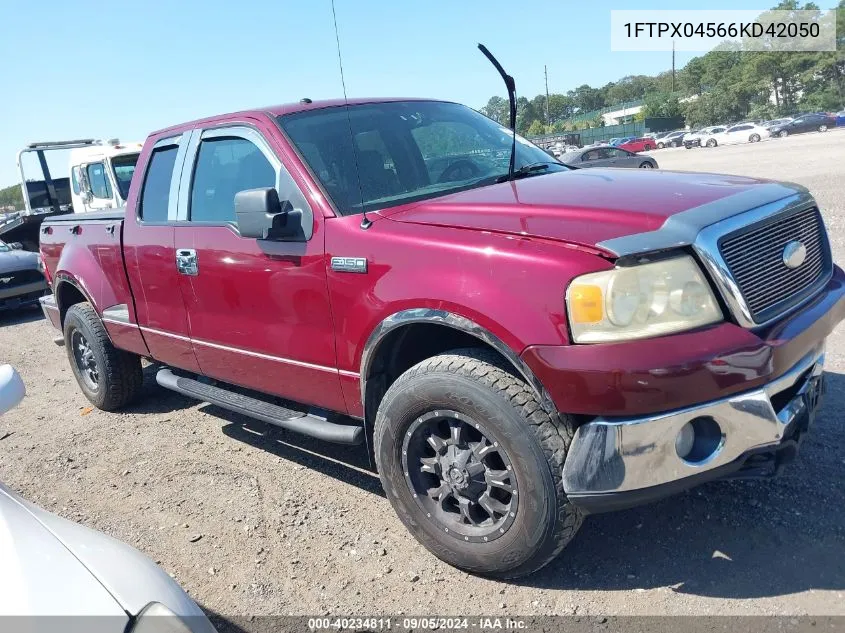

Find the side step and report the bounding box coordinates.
[156,369,363,445]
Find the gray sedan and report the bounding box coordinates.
[558,146,658,170]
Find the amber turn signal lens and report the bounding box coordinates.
[569,284,603,323]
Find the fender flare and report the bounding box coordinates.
[53,273,114,344]
[359,308,558,416]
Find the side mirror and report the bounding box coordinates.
[235,187,305,241]
[8,242,23,250]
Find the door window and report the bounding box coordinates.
[582,150,602,162]
[86,162,112,199]
[189,137,275,224]
[139,145,179,222]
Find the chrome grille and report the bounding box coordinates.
[719,206,830,323]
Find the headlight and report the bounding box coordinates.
[131,602,217,633]
[566,255,722,343]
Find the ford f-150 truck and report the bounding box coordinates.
[38,98,844,578]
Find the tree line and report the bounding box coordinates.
[480,0,844,135]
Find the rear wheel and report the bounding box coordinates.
[749,133,761,143]
[706,139,717,148]
[657,142,664,149]
[374,349,582,578]
[639,161,653,168]
[818,124,828,132]
[64,303,143,411]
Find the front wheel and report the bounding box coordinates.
[657,142,664,149]
[64,303,143,411]
[819,124,828,132]
[374,349,582,578]
[639,161,653,168]
[779,130,789,138]
[706,139,717,147]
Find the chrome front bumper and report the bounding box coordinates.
[563,346,825,511]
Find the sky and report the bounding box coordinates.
[0,0,831,187]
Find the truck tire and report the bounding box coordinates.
[63,303,143,411]
[373,348,582,578]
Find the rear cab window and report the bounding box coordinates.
[139,144,179,223]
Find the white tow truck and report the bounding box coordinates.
[2,139,141,250]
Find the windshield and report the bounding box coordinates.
[278,101,568,215]
[111,153,140,201]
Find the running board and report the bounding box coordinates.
[155,369,363,445]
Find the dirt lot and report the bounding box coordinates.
[1,131,844,621]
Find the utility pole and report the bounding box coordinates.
[544,64,550,129]
[671,40,676,93]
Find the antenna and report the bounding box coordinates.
[331,0,371,229]
[478,44,517,182]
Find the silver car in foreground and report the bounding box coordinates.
[0,365,216,633]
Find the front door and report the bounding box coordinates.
[172,123,346,414]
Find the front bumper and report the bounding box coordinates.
[563,348,825,513]
[0,279,48,311]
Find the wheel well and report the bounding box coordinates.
[363,323,519,423]
[56,282,87,326]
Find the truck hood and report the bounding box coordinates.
[381,169,801,255]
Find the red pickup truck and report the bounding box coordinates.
[38,98,843,578]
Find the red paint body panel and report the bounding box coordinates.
[523,267,845,416]
[325,213,610,372]
[617,138,654,153]
[41,219,133,317]
[172,223,346,413]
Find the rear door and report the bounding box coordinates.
[172,121,346,413]
[122,135,201,372]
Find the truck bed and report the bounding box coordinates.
[39,211,131,324]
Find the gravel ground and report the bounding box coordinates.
[1,131,844,621]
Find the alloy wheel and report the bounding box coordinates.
[402,410,518,543]
[71,329,100,391]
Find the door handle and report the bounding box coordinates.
[176,249,198,276]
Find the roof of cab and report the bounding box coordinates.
[150,97,446,137]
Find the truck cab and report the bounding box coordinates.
[69,140,143,213]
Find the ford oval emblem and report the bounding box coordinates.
[782,240,807,269]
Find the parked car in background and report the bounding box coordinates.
[609,136,636,147]
[702,123,770,147]
[0,365,217,631]
[836,110,845,126]
[763,117,794,130]
[684,126,727,148]
[617,137,655,153]
[657,130,686,148]
[769,112,836,137]
[0,239,47,312]
[560,146,658,168]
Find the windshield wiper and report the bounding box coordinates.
[494,162,554,183]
